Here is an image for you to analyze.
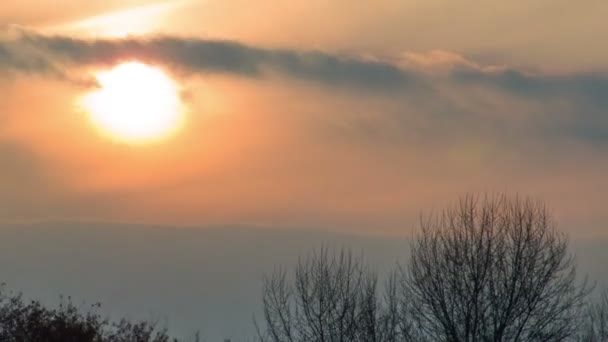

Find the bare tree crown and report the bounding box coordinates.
[258,247,402,342]
[402,195,589,342]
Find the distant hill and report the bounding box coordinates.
[0,221,605,340]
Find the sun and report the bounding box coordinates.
[82,62,184,144]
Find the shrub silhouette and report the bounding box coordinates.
[0,286,181,342]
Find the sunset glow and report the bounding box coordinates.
[82,62,184,144]
[50,1,189,37]
[2,1,608,339]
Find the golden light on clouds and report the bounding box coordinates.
[47,1,193,37]
[81,62,185,144]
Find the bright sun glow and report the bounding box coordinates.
[83,62,184,144]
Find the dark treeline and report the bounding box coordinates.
[0,288,196,342]
[1,195,607,341]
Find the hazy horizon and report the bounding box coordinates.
[1,1,607,340]
[0,220,606,340]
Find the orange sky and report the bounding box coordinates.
[1,0,608,236]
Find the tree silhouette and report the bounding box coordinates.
[578,289,608,341]
[257,248,401,342]
[399,195,590,342]
[0,285,187,342]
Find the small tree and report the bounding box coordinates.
[400,195,589,342]
[0,285,183,342]
[257,248,399,342]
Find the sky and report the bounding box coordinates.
[1,0,608,339]
[2,0,608,236]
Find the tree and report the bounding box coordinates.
[400,195,589,342]
[257,248,400,342]
[578,289,608,342]
[0,285,186,342]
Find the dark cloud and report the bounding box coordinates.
[1,31,414,90]
[2,31,607,144]
[3,30,608,101]
[449,67,608,144]
[452,67,608,106]
[0,40,59,75]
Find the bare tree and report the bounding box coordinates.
[257,247,401,342]
[578,289,608,342]
[400,195,589,342]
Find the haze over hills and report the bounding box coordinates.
[0,221,605,341]
[0,222,407,340]
[2,0,608,341]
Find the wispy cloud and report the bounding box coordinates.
[3,30,608,99]
[1,30,416,90]
[2,30,607,144]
